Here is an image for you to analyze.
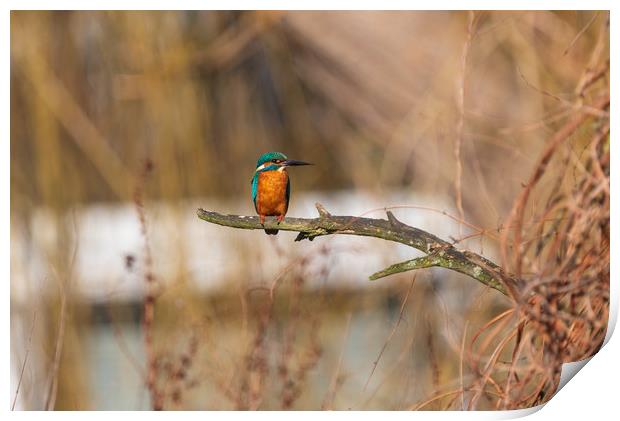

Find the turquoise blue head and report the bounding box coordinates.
[251,152,312,206]
[255,152,312,172]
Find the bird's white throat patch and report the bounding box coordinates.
[254,163,286,172]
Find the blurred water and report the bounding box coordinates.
[86,324,149,410]
[83,300,433,410]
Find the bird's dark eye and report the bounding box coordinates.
[272,159,282,164]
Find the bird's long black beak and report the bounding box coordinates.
[282,159,312,167]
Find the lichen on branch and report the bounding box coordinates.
[197,203,518,297]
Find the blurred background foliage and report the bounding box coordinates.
[10,11,609,410]
[12,11,608,214]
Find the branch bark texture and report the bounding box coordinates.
[197,204,520,297]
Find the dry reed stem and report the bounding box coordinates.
[44,221,78,411]
[12,312,37,411]
[321,312,352,410]
[363,276,416,391]
[44,279,67,411]
[562,12,600,56]
[459,321,469,410]
[454,11,476,236]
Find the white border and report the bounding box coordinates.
[3,2,617,419]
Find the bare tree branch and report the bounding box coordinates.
[197,203,519,297]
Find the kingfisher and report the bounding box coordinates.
[251,152,311,235]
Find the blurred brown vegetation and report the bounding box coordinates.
[10,11,609,410]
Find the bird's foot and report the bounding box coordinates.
[259,215,266,225]
[276,215,285,224]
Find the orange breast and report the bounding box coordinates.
[257,170,289,217]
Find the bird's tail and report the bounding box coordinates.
[265,228,279,235]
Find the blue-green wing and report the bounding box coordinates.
[251,174,259,212]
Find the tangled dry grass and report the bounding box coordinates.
[459,33,609,410]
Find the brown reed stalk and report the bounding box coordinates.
[133,159,164,410]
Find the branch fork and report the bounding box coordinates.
[197,203,518,297]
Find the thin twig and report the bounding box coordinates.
[363,277,416,391]
[454,11,475,235]
[321,312,352,410]
[459,321,469,410]
[44,213,79,411]
[12,312,37,411]
[563,12,600,56]
[44,280,68,411]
